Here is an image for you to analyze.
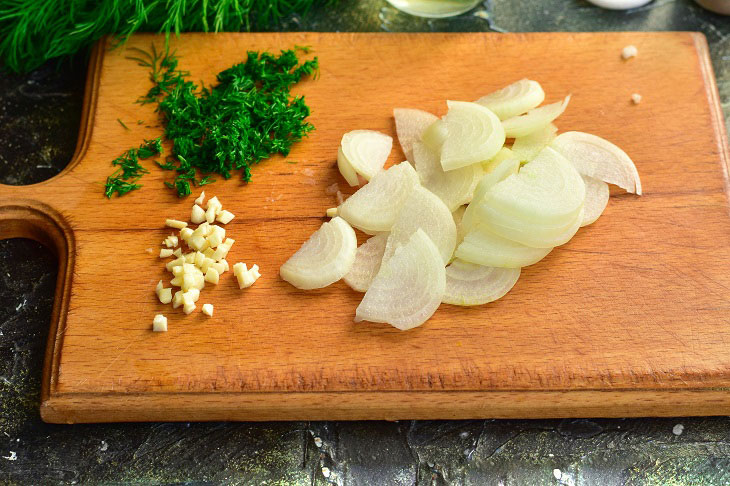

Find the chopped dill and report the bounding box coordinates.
[117,118,129,130]
[137,120,144,125]
[110,45,318,197]
[286,160,299,164]
[104,138,163,198]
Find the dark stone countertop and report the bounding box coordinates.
[1,1,729,484]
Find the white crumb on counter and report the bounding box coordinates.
[631,93,642,104]
[621,45,638,60]
[202,303,214,316]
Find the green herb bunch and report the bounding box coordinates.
[0,0,335,73]
[108,45,318,197]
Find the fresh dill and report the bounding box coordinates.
[104,138,162,198]
[0,0,338,73]
[117,118,129,130]
[113,45,317,197]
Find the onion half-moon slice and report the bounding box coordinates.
[511,123,558,163]
[502,95,570,138]
[475,79,545,120]
[551,131,642,195]
[338,162,420,234]
[581,174,610,227]
[394,108,438,163]
[355,229,445,331]
[441,101,505,171]
[455,225,552,268]
[461,155,520,233]
[413,141,482,211]
[382,185,457,266]
[443,259,521,306]
[422,119,448,152]
[280,216,357,289]
[343,233,388,292]
[337,130,392,186]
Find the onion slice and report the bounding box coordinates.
[551,131,642,195]
[441,101,505,171]
[455,225,552,268]
[382,185,457,265]
[477,147,585,248]
[355,229,445,331]
[413,141,482,211]
[338,162,420,234]
[280,216,357,289]
[394,108,438,163]
[511,123,557,162]
[443,259,520,306]
[337,130,392,186]
[452,205,467,249]
[461,155,520,233]
[343,233,388,292]
[422,119,448,152]
[502,95,571,138]
[581,175,610,227]
[475,79,545,120]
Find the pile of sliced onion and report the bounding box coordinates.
[280,79,642,331]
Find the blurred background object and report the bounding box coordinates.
[385,0,481,17]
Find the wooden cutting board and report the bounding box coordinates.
[1,32,729,423]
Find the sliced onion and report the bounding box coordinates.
[394,108,438,163]
[355,229,445,330]
[382,185,457,265]
[455,225,552,268]
[280,216,357,289]
[475,79,545,120]
[452,205,467,249]
[461,154,520,233]
[551,131,642,195]
[343,233,388,292]
[477,147,585,248]
[511,123,557,162]
[441,101,505,171]
[480,146,514,171]
[336,146,359,186]
[338,162,420,234]
[337,130,392,186]
[443,259,521,306]
[413,141,482,211]
[581,174,609,227]
[502,95,571,138]
[421,119,448,152]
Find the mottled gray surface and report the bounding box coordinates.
[2,0,730,484]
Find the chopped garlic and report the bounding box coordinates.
[163,235,178,248]
[156,280,164,293]
[194,191,205,206]
[194,251,205,267]
[183,288,200,304]
[221,259,229,272]
[205,205,217,224]
[172,266,184,277]
[165,219,187,229]
[166,256,185,271]
[153,314,168,332]
[326,207,338,218]
[216,210,235,224]
[170,276,183,287]
[203,248,215,259]
[621,45,637,60]
[211,262,226,274]
[159,248,174,258]
[193,222,210,238]
[173,248,182,258]
[183,302,196,315]
[172,290,184,309]
[183,252,195,264]
[631,93,642,104]
[233,262,261,289]
[191,204,206,224]
[202,303,214,317]
[158,288,172,304]
[212,243,231,262]
[188,235,209,252]
[204,267,220,284]
[206,196,221,211]
[180,227,193,241]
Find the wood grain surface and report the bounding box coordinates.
[1,32,728,423]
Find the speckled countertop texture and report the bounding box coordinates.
[1,1,730,484]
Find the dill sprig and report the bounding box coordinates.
[121,45,317,197]
[0,0,337,73]
[104,137,162,198]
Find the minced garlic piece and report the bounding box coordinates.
[326,207,338,218]
[165,219,187,229]
[216,210,235,224]
[202,304,214,317]
[191,204,206,224]
[233,262,261,289]
[621,45,637,60]
[631,93,642,104]
[194,191,205,206]
[153,314,167,332]
[159,248,174,258]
